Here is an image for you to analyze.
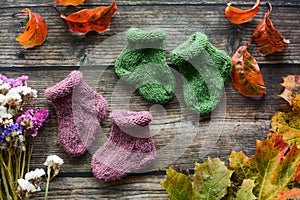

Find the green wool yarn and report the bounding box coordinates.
[115,28,175,103]
[171,32,232,114]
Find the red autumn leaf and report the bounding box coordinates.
[253,2,290,56]
[56,0,117,34]
[230,43,266,97]
[12,8,48,47]
[55,0,85,6]
[293,165,300,183]
[225,0,260,24]
[229,133,300,200]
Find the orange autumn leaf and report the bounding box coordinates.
[56,0,117,34]
[55,0,85,6]
[278,75,300,110]
[13,8,48,47]
[230,44,266,97]
[229,133,300,200]
[273,188,300,200]
[225,0,260,24]
[253,2,290,56]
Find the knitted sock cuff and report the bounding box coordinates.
[171,32,232,80]
[171,32,209,65]
[110,110,152,127]
[45,70,82,101]
[126,28,166,49]
[110,110,152,138]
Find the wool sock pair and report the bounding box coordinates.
[45,71,156,181]
[115,28,232,114]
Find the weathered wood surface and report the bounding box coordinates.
[0,66,295,171]
[1,0,300,6]
[1,0,300,199]
[0,1,299,67]
[36,176,168,200]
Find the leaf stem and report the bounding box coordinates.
[52,5,64,18]
[44,166,51,200]
[266,1,272,13]
[12,11,26,18]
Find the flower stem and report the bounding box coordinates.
[0,188,4,200]
[27,139,34,173]
[15,150,21,180]
[5,151,18,200]
[0,153,12,200]
[20,150,26,179]
[44,166,51,200]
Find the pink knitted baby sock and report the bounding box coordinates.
[91,110,156,181]
[45,71,108,156]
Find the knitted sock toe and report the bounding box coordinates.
[45,71,108,156]
[115,28,175,103]
[91,110,156,181]
[171,32,232,114]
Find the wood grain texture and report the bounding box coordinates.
[0,4,299,67]
[1,0,299,198]
[1,0,300,7]
[34,176,168,200]
[0,67,293,173]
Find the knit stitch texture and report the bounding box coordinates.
[171,32,232,114]
[115,28,175,103]
[45,71,108,156]
[91,110,156,181]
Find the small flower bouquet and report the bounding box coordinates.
[0,74,62,200]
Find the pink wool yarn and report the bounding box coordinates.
[91,110,156,181]
[45,71,108,156]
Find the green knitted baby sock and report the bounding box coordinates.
[171,32,232,114]
[115,28,175,103]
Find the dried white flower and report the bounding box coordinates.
[15,86,38,98]
[0,94,7,106]
[2,118,13,128]
[44,155,64,167]
[44,155,64,177]
[25,168,45,181]
[0,106,13,127]
[0,82,10,91]
[17,179,40,193]
[0,106,7,116]
[6,89,22,104]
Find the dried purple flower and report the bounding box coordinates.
[0,129,4,144]
[17,108,49,137]
[0,74,28,88]
[1,123,23,142]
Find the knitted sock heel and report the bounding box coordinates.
[45,71,108,156]
[171,32,232,114]
[115,28,175,103]
[91,110,156,181]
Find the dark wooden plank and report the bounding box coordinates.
[0,5,299,67]
[35,176,168,200]
[1,0,300,7]
[0,67,291,172]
